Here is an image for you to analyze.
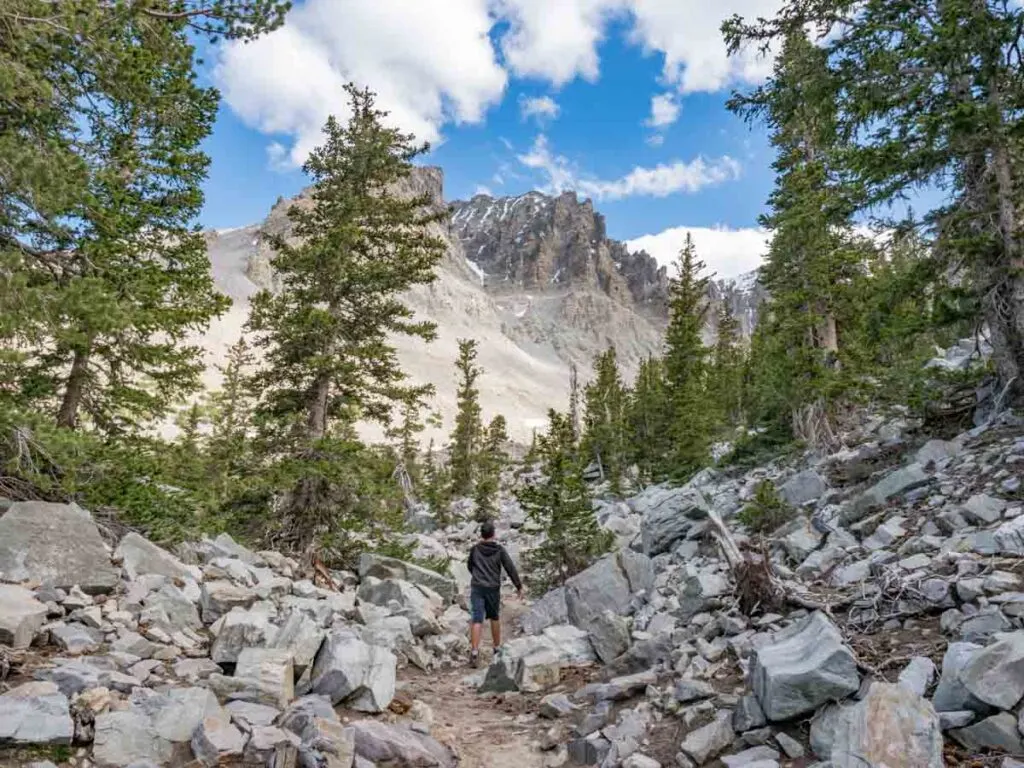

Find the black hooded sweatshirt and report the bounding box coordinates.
[468,540,523,591]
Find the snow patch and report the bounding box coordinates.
[465,258,486,285]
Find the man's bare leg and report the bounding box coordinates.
[471,622,483,651]
[490,618,501,652]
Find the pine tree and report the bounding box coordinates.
[0,8,234,433]
[710,304,746,428]
[519,410,612,592]
[206,337,257,498]
[627,356,673,484]
[663,234,713,479]
[581,347,630,495]
[246,85,447,548]
[421,439,452,527]
[448,338,483,499]
[386,397,429,492]
[473,415,509,521]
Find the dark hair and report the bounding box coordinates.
[480,520,495,539]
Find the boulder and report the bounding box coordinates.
[779,470,827,507]
[750,612,860,721]
[635,485,710,556]
[810,682,943,768]
[962,494,1008,525]
[0,502,118,593]
[519,587,568,635]
[116,532,197,582]
[356,578,439,636]
[844,464,929,524]
[358,554,456,603]
[679,710,734,765]
[565,551,649,631]
[200,580,257,623]
[0,585,48,649]
[235,648,295,709]
[588,610,630,664]
[271,610,325,674]
[350,720,455,767]
[931,642,988,713]
[950,712,1024,754]
[311,630,396,713]
[995,516,1024,556]
[0,681,72,745]
[143,583,202,630]
[225,701,281,729]
[915,440,960,465]
[897,657,936,698]
[191,715,246,766]
[210,604,276,664]
[959,631,1024,710]
[49,622,102,655]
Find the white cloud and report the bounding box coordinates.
[626,225,770,279]
[214,0,507,168]
[494,0,626,85]
[475,184,494,196]
[646,92,680,128]
[517,135,740,200]
[519,95,561,124]
[493,0,781,94]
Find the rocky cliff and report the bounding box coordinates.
[200,167,763,442]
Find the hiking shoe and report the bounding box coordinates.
[469,651,480,669]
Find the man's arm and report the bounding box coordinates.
[500,547,524,593]
[467,545,476,574]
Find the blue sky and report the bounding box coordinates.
[198,0,788,278]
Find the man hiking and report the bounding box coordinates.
[467,520,523,667]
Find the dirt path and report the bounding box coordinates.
[397,599,551,768]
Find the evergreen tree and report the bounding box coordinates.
[727,30,864,444]
[519,410,612,592]
[473,415,509,521]
[246,85,447,549]
[663,234,713,479]
[206,337,257,499]
[1,8,234,433]
[627,356,673,484]
[448,338,483,499]
[386,397,429,493]
[567,363,582,444]
[422,439,452,527]
[725,0,1024,406]
[710,303,746,428]
[581,347,630,495]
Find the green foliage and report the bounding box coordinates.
[626,356,674,485]
[710,304,745,428]
[421,439,452,526]
[474,415,508,521]
[582,347,630,495]
[737,480,794,534]
[519,410,612,594]
[448,338,483,499]
[663,234,714,480]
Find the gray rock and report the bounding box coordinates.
[938,711,975,730]
[623,755,662,768]
[224,700,281,729]
[963,494,1008,525]
[567,733,612,765]
[540,693,577,719]
[0,502,118,593]
[674,679,716,704]
[732,695,767,732]
[636,485,710,556]
[350,720,455,767]
[271,610,325,674]
[722,746,780,767]
[0,681,72,745]
[358,553,456,603]
[916,439,959,465]
[779,519,825,564]
[750,612,860,721]
[0,585,48,649]
[356,578,439,636]
[520,587,568,635]
[144,583,202,630]
[49,621,103,655]
[809,682,942,768]
[897,657,937,697]
[210,604,276,663]
[588,610,630,664]
[958,606,1011,642]
[844,464,929,524]
[311,629,396,712]
[779,470,827,507]
[774,732,804,759]
[243,725,301,765]
[565,553,635,629]
[200,580,257,624]
[993,516,1024,555]
[191,715,246,766]
[679,710,734,765]
[951,712,1024,754]
[235,648,295,708]
[117,531,197,582]
[201,532,264,565]
[959,631,1024,710]
[931,642,989,713]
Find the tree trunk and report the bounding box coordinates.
[305,373,331,442]
[56,346,91,429]
[988,137,1024,401]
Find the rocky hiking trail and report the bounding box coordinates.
[3,407,1024,767]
